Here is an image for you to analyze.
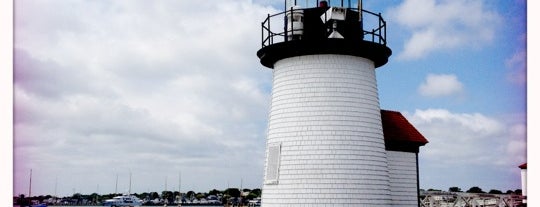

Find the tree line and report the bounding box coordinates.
[14,188,262,206]
[15,186,523,205]
[424,186,523,195]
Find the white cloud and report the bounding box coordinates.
[405,109,525,165]
[406,109,526,190]
[389,0,502,59]
[408,109,504,138]
[505,49,526,85]
[14,0,276,196]
[418,73,463,97]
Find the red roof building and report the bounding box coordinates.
[381,109,429,153]
[380,109,429,206]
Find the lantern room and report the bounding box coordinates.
[257,0,392,69]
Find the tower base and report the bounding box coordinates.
[262,54,391,206]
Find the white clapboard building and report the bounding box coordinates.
[381,109,429,206]
[519,163,527,204]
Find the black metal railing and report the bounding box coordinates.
[261,6,387,48]
[361,8,387,45]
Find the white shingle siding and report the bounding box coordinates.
[262,54,390,206]
[387,150,418,206]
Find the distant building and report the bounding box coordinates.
[519,163,527,204]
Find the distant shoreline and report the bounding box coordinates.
[41,205,229,207]
[42,205,244,207]
[38,205,255,207]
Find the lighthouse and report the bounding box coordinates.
[256,0,403,206]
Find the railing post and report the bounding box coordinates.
[384,20,387,45]
[285,7,289,42]
[268,14,272,44]
[378,13,382,44]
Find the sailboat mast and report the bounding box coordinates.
[129,172,132,194]
[54,176,58,198]
[115,174,118,194]
[178,172,182,193]
[29,169,32,197]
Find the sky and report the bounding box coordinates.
[7,0,531,198]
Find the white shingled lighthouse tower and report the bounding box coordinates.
[257,0,395,206]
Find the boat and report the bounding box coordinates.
[102,194,142,207]
[103,172,142,207]
[30,202,47,207]
[26,169,48,207]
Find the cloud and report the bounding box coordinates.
[389,0,502,59]
[14,49,114,100]
[505,49,527,85]
[404,109,526,189]
[14,0,276,196]
[418,73,463,97]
